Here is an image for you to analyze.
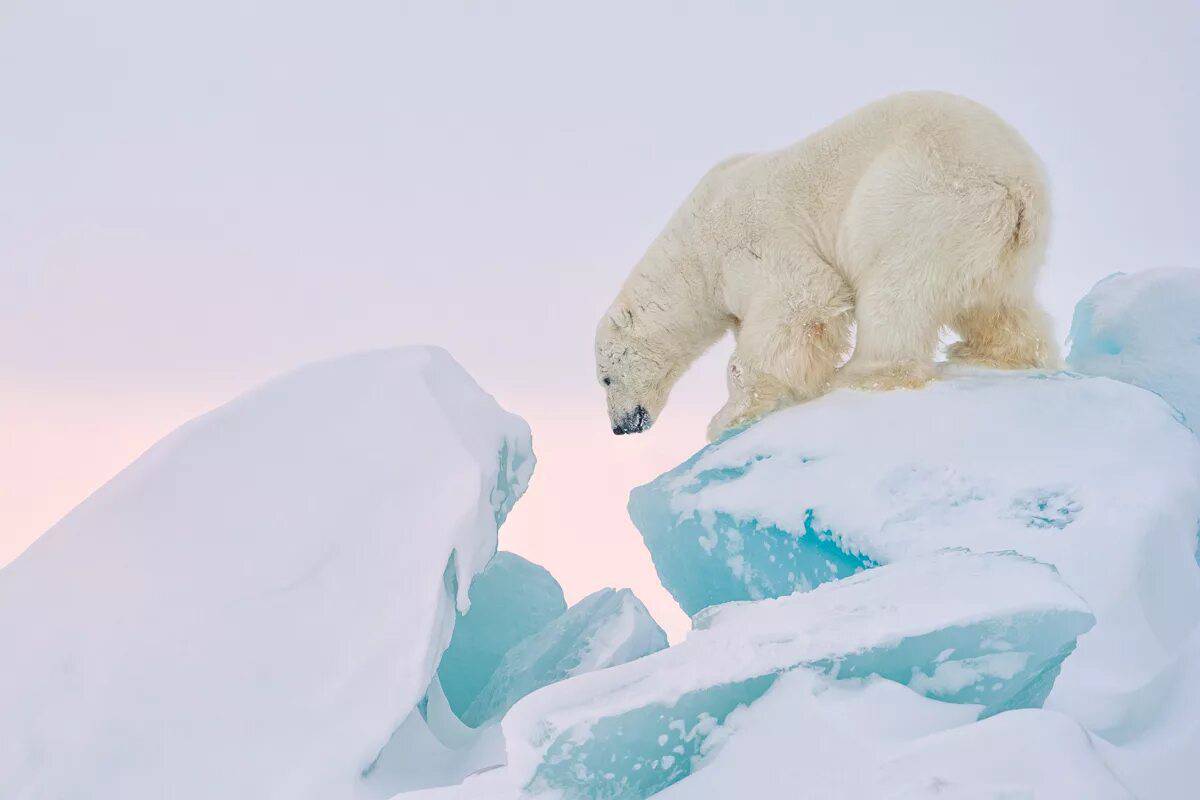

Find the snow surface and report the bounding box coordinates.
[631,369,1200,749]
[362,676,508,796]
[398,550,1093,799]
[656,669,1130,799]
[1068,268,1200,434]
[0,347,534,800]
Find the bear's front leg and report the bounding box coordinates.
[706,352,793,441]
[707,243,854,440]
[707,307,851,441]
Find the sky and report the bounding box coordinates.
[2,1,1197,640]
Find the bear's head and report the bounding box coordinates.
[594,302,681,435]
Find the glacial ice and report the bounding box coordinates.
[462,587,669,727]
[0,347,534,800]
[437,551,567,721]
[629,369,1200,746]
[1068,268,1200,435]
[404,550,1093,799]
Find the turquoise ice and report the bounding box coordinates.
[437,552,567,720]
[629,448,874,615]
[462,587,668,727]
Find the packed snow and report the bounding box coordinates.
[1067,268,1200,434]
[0,347,534,800]
[656,670,1129,799]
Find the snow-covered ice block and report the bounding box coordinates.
[630,457,875,615]
[0,347,534,800]
[657,670,1129,799]
[1068,268,1200,434]
[461,587,668,727]
[689,550,1092,718]
[438,551,567,721]
[407,551,1091,800]
[630,370,1200,743]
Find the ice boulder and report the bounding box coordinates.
[1067,268,1200,434]
[437,552,568,721]
[630,370,1200,745]
[401,551,1093,799]
[0,347,534,800]
[462,587,669,727]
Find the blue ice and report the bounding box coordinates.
[437,551,567,720]
[462,587,668,726]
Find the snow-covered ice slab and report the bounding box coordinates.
[631,457,875,615]
[630,370,1200,742]
[657,669,1129,799]
[690,551,1092,717]
[401,551,1092,800]
[1068,268,1200,435]
[462,587,668,726]
[438,552,567,721]
[0,347,534,800]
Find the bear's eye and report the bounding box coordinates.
[601,377,612,386]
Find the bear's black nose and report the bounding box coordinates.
[613,405,650,435]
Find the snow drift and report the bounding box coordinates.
[0,347,534,800]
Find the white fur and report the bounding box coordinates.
[595,91,1057,440]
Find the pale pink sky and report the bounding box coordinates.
[4,2,1198,640]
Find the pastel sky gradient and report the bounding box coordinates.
[3,1,1197,639]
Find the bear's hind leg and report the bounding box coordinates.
[835,279,943,391]
[948,299,1059,370]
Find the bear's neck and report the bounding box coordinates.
[623,240,730,368]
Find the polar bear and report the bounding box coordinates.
[596,91,1057,440]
